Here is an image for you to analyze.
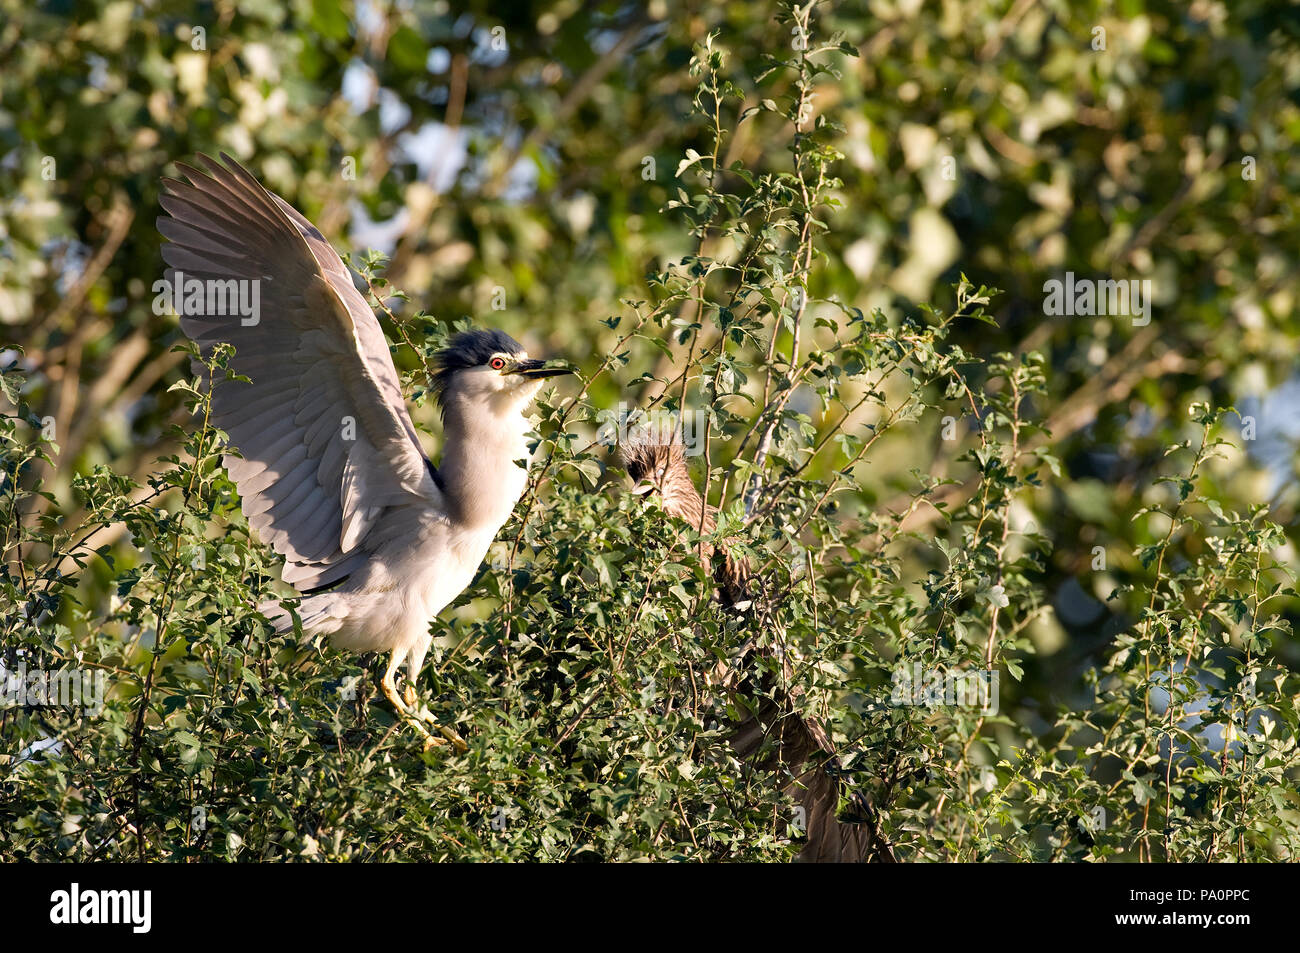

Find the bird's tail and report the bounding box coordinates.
[257,591,342,635]
[257,597,295,633]
[711,511,891,860]
[729,677,893,863]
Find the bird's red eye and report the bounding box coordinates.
[490,357,506,370]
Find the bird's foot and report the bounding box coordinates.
[379,678,465,753]
[402,684,469,754]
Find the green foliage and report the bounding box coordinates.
[2,0,1298,861]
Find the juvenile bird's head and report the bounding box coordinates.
[621,428,710,530]
[432,328,570,417]
[620,423,751,605]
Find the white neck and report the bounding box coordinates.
[436,392,534,531]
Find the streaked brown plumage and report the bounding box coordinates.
[622,431,893,862]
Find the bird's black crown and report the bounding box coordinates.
[431,329,525,405]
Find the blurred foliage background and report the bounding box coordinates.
[2,0,1299,860]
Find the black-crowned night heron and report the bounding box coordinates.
[158,154,570,750]
[621,429,893,862]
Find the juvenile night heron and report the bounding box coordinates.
[158,154,570,749]
[622,429,893,862]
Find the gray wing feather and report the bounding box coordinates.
[159,152,439,592]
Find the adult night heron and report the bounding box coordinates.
[158,154,570,749]
[622,430,893,862]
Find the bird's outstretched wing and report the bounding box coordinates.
[158,153,438,591]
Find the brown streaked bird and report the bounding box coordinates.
[158,154,571,750]
[622,428,893,862]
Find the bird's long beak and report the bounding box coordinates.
[507,358,572,379]
[631,480,657,496]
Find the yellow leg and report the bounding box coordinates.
[402,684,469,753]
[379,652,467,752]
